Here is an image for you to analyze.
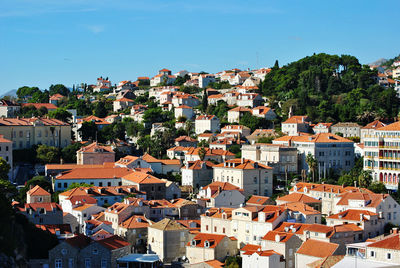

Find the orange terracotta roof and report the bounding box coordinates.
[290,182,372,195]
[214,158,272,170]
[56,166,134,180]
[203,181,242,192]
[242,249,282,257]
[367,233,400,250]
[0,117,68,126]
[187,233,228,248]
[122,172,165,184]
[73,204,95,211]
[49,93,64,100]
[97,235,130,250]
[296,239,339,258]
[283,115,310,124]
[362,120,386,129]
[175,136,197,142]
[21,103,58,110]
[183,160,215,170]
[77,142,114,153]
[377,121,400,131]
[326,209,377,221]
[115,155,140,165]
[65,234,92,249]
[114,97,134,102]
[196,115,217,120]
[228,106,252,112]
[277,193,321,204]
[335,192,388,208]
[279,202,320,215]
[120,215,152,229]
[185,147,234,157]
[240,244,261,252]
[0,134,11,143]
[275,133,353,143]
[203,260,224,268]
[247,195,271,206]
[27,185,50,196]
[262,231,295,242]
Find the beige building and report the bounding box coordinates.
[281,116,310,136]
[0,117,71,149]
[295,239,340,268]
[76,142,115,165]
[116,215,153,253]
[26,185,51,203]
[186,233,238,264]
[242,249,285,268]
[213,158,273,197]
[0,135,12,180]
[113,97,134,112]
[0,99,20,118]
[360,120,386,143]
[147,218,190,263]
[241,143,298,178]
[331,122,362,138]
[366,233,400,265]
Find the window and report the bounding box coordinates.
[64,183,67,188]
[370,251,375,257]
[85,258,91,268]
[253,177,257,183]
[387,253,392,259]
[55,259,62,268]
[206,225,209,231]
[223,227,225,234]
[68,258,74,268]
[99,182,103,187]
[214,226,217,232]
[101,259,107,268]
[289,248,293,256]
[61,249,67,255]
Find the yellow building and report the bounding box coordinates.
[0,117,71,149]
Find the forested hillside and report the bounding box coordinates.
[260,53,399,123]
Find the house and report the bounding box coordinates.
[313,123,332,134]
[175,136,198,147]
[94,77,112,92]
[326,209,385,239]
[76,142,115,165]
[167,146,193,160]
[116,215,153,252]
[0,99,20,117]
[181,160,215,188]
[121,172,166,200]
[27,185,51,203]
[227,107,252,123]
[141,153,181,174]
[53,165,135,191]
[75,115,110,141]
[15,202,63,225]
[360,120,386,143]
[241,143,298,179]
[207,94,225,105]
[174,105,194,120]
[186,233,238,263]
[0,117,71,149]
[331,122,362,138]
[275,193,321,211]
[0,135,12,180]
[221,125,251,137]
[147,218,190,263]
[161,179,181,200]
[365,232,400,265]
[246,129,279,145]
[115,155,152,170]
[195,115,220,134]
[116,80,136,92]
[295,239,340,268]
[209,138,241,151]
[72,204,105,233]
[261,231,303,268]
[242,249,284,268]
[198,133,217,144]
[279,202,322,224]
[273,133,355,174]
[113,97,134,112]
[48,234,131,268]
[252,106,277,121]
[213,158,273,197]
[150,69,176,87]
[197,181,245,208]
[199,74,216,88]
[242,76,261,87]
[281,116,311,136]
[290,182,371,215]
[184,147,235,164]
[49,93,64,106]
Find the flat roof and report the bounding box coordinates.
[117,254,160,263]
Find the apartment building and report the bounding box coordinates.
[273,133,355,174]
[363,121,400,190]
[213,158,273,197]
[331,122,362,138]
[197,181,245,208]
[281,116,310,136]
[360,120,386,143]
[0,117,71,149]
[181,160,215,188]
[0,99,20,117]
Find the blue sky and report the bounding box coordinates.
[1,0,399,94]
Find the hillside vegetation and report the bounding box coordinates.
[260,53,399,123]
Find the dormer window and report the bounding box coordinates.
[191,240,196,246]
[204,240,210,248]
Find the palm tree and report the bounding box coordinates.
[306,153,317,182]
[358,170,372,188]
[198,147,207,161]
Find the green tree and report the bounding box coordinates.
[61,143,83,163]
[16,86,41,99]
[94,101,107,118]
[78,121,97,141]
[338,174,355,187]
[66,182,92,191]
[306,153,317,182]
[49,84,70,96]
[368,182,387,194]
[17,176,52,203]
[36,145,60,164]
[0,157,10,180]
[48,108,72,122]
[201,88,208,112]
[198,147,207,161]
[358,170,372,188]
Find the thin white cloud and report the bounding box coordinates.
[85,25,105,34]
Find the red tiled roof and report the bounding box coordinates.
[277,193,321,204]
[56,167,134,180]
[97,235,130,250]
[326,209,377,221]
[367,234,400,250]
[122,172,165,184]
[0,117,68,126]
[246,195,271,206]
[214,158,272,170]
[296,239,338,258]
[27,185,50,196]
[77,142,114,153]
[65,234,92,249]
[21,103,58,110]
[187,233,228,248]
